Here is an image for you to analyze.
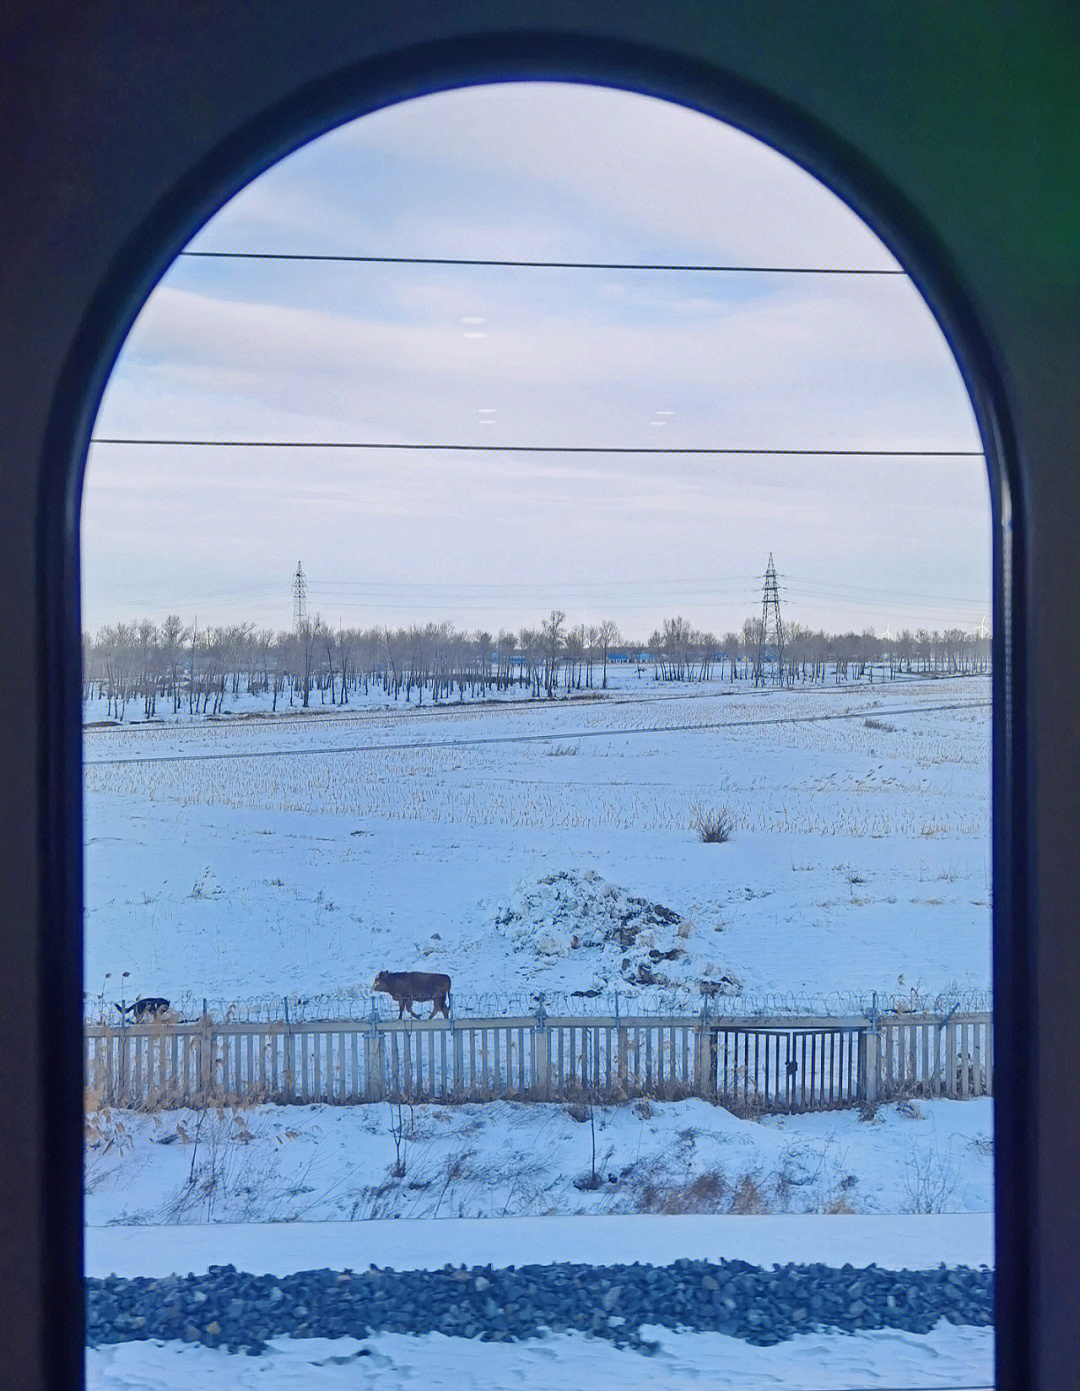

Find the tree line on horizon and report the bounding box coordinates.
[82,611,990,721]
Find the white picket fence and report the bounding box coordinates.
[84,1008,992,1112]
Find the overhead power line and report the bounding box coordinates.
[89,439,983,457]
[784,582,989,608]
[302,573,984,606]
[288,599,763,617]
[180,250,906,275]
[306,575,762,592]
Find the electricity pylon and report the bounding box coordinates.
[292,561,308,631]
[757,553,785,685]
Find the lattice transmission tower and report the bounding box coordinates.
[757,553,785,685]
[292,561,308,630]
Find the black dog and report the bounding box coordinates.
[114,996,170,1022]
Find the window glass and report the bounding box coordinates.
[83,83,993,1390]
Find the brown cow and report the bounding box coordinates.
[373,971,451,1019]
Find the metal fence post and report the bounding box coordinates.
[695,995,718,1099]
[857,994,880,1104]
[706,1015,719,1102]
[364,994,383,1101]
[282,995,295,1102]
[615,991,629,1094]
[858,1027,880,1103]
[944,1014,959,1098]
[533,994,550,1099]
[450,992,465,1098]
[116,1005,128,1105]
[197,1000,214,1102]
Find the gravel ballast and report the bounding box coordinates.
[86,1258,994,1356]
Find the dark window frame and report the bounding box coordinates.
[15,21,1048,1391]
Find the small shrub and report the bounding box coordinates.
[686,1172,725,1205]
[901,1138,962,1214]
[864,717,896,732]
[729,1174,770,1214]
[690,802,734,843]
[633,1171,727,1214]
[721,1085,768,1121]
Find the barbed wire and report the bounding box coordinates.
[83,984,992,1026]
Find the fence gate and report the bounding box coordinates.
[713,1025,860,1112]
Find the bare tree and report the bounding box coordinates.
[565,624,586,690]
[295,616,326,708]
[157,614,186,712]
[540,609,565,697]
[742,616,764,685]
[598,619,619,689]
[81,600,986,719]
[496,629,517,691]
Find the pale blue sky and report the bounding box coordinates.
[83,82,990,637]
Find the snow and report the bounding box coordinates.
[85,1211,993,1280]
[85,1097,994,1226]
[83,673,991,1011]
[86,1323,995,1391]
[84,673,995,1387]
[86,1202,995,1390]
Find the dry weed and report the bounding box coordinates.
[689,802,735,844]
[728,1174,770,1214]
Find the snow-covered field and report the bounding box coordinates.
[86,1097,994,1227]
[84,672,991,1008]
[85,673,993,1387]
